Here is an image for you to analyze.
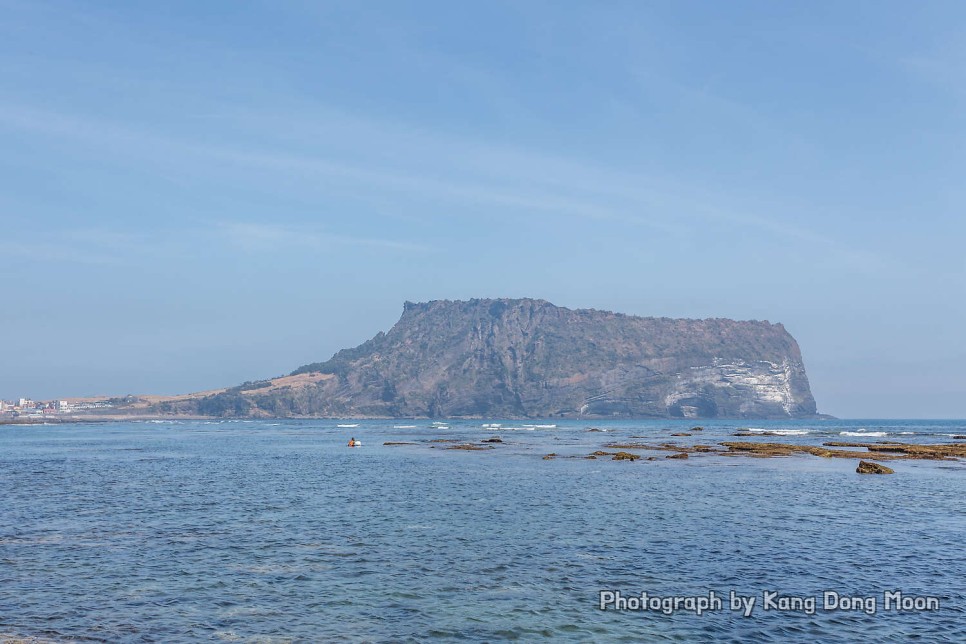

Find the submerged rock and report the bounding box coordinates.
[666,452,689,459]
[611,451,641,461]
[691,426,705,431]
[825,442,966,460]
[481,437,503,443]
[857,460,894,475]
[671,432,692,437]
[721,442,872,459]
[543,453,557,460]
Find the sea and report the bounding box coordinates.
[1,418,964,643]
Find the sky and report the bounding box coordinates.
[1,1,964,418]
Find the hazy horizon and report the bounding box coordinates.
[2,2,964,418]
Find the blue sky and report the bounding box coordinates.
[1,1,964,417]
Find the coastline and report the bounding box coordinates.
[0,415,219,426]
[0,410,838,423]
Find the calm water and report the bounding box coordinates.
[1,419,964,642]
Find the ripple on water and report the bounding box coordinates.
[0,419,964,642]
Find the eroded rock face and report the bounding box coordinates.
[663,359,812,418]
[187,298,820,418]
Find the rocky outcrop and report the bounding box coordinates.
[857,460,895,475]
[168,298,819,419]
[612,452,641,461]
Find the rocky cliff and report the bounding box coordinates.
[171,298,818,419]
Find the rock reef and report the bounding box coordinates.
[379,433,964,475]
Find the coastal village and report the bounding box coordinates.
[0,397,113,419]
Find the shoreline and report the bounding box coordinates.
[3,417,963,469]
[0,415,220,425]
[0,412,839,423]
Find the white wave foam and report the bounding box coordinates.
[840,431,887,437]
[746,428,810,436]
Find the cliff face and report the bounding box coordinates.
[211,298,816,419]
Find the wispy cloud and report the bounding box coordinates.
[899,53,966,100]
[0,218,431,266]
[215,221,431,253]
[0,100,881,269]
[0,240,121,265]
[0,225,160,265]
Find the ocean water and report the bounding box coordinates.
[1,418,964,642]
